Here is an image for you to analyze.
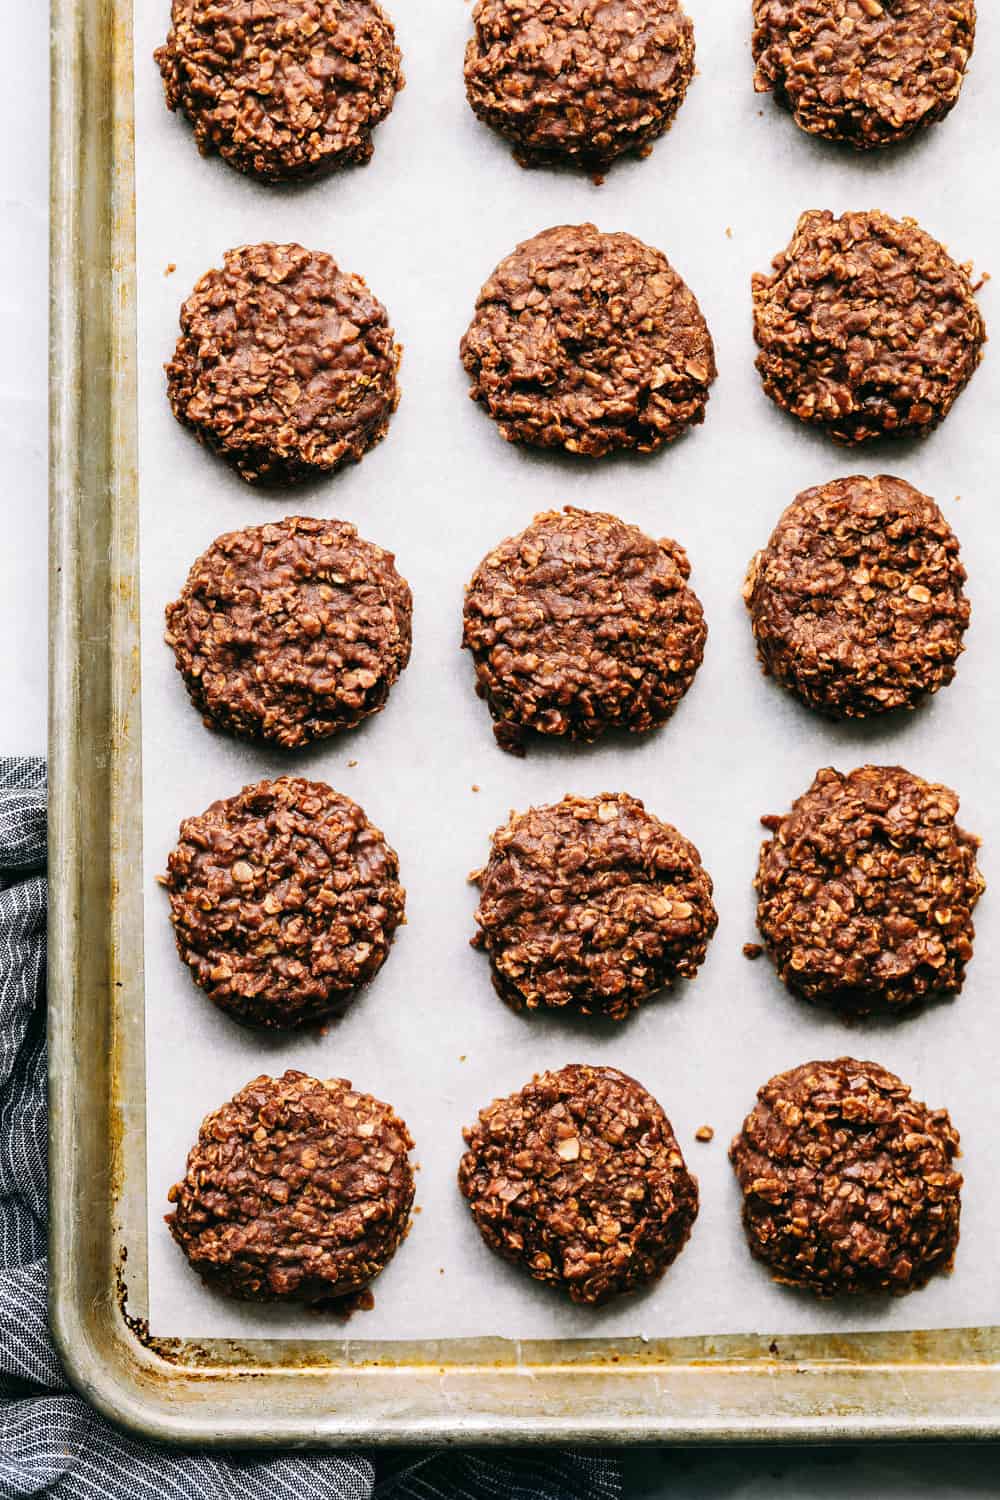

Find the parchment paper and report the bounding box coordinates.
[134,1,1000,1342]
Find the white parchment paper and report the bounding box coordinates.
[134,1,1000,1342]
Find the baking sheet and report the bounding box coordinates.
[134,0,1000,1343]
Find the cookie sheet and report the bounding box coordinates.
[134,1,1000,1343]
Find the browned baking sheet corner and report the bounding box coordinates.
[46,0,1000,1446]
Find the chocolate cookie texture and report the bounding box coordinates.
[744,475,969,718]
[464,0,696,174]
[162,777,405,1030]
[753,210,985,444]
[472,794,717,1020]
[461,224,716,456]
[165,516,412,748]
[166,242,400,484]
[756,765,984,1016]
[730,1058,962,1297]
[463,507,707,754]
[168,1070,415,1305]
[752,0,976,150]
[156,0,403,182]
[459,1064,698,1304]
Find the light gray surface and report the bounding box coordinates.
[134,0,999,1351]
[4,3,47,756]
[7,0,1000,1488]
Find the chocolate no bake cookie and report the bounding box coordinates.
[162,777,405,1029]
[156,0,403,182]
[744,475,969,718]
[165,516,412,747]
[166,242,400,484]
[462,507,707,754]
[472,794,717,1020]
[464,0,695,175]
[752,0,976,150]
[730,1058,962,1297]
[459,1064,698,1304]
[752,210,985,444]
[756,765,984,1016]
[168,1070,415,1305]
[461,224,716,456]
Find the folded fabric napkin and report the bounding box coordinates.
[0,757,620,1499]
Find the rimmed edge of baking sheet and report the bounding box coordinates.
[46,0,1000,1447]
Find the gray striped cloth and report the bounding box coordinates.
[0,757,621,1500]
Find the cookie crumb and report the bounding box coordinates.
[742,943,763,960]
[695,1125,714,1143]
[164,262,176,276]
[471,784,480,792]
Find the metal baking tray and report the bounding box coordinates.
[48,0,1000,1446]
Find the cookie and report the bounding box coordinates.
[161,777,405,1029]
[744,475,969,718]
[465,0,695,175]
[165,516,412,748]
[472,793,717,1020]
[166,242,400,484]
[462,507,707,754]
[752,0,976,150]
[459,1063,698,1304]
[730,1058,962,1297]
[168,1070,414,1306]
[460,224,716,456]
[156,0,403,181]
[752,210,985,444]
[756,765,984,1016]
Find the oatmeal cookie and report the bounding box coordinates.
[168,1070,414,1305]
[463,507,707,754]
[755,764,984,1015]
[156,0,403,181]
[165,516,412,747]
[162,777,405,1029]
[744,475,969,717]
[465,0,695,173]
[752,0,976,150]
[166,242,400,483]
[459,1063,698,1304]
[472,793,717,1019]
[461,224,716,456]
[730,1058,962,1296]
[752,210,985,444]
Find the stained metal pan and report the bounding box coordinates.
[47,0,1000,1446]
